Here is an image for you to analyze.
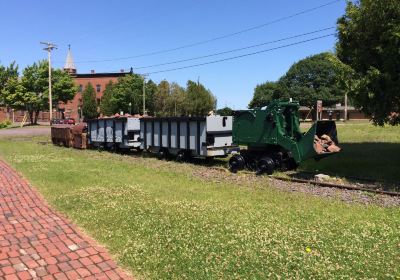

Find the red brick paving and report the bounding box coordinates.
[0,160,133,280]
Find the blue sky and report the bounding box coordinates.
[0,0,346,109]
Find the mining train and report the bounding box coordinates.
[51,100,340,174]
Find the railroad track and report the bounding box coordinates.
[208,166,400,197]
[270,175,400,197]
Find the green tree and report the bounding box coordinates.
[98,76,157,116]
[2,77,26,112]
[168,82,187,116]
[216,107,234,116]
[52,69,77,104]
[248,82,284,109]
[0,62,19,106]
[154,80,170,116]
[144,79,157,115]
[336,0,400,125]
[82,83,98,120]
[154,81,187,116]
[99,81,116,116]
[16,60,76,124]
[110,74,144,115]
[0,62,20,123]
[278,52,347,108]
[185,80,216,116]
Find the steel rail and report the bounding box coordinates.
[271,176,400,197]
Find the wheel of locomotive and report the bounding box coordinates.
[243,155,257,171]
[228,154,246,173]
[256,156,275,175]
[285,158,299,171]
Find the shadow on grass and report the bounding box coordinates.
[299,142,400,189]
[38,139,400,190]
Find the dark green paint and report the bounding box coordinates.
[233,100,338,164]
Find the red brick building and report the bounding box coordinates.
[60,47,129,121]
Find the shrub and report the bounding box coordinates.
[0,120,12,129]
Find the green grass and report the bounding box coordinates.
[0,122,399,279]
[300,121,400,182]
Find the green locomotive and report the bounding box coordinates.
[229,100,340,174]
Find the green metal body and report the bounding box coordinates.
[233,100,339,164]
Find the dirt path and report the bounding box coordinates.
[0,127,50,137]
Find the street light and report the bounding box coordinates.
[40,42,57,124]
[129,102,132,115]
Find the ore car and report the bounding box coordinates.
[87,116,141,150]
[140,116,239,160]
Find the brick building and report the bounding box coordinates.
[60,47,129,121]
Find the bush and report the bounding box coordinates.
[0,120,12,129]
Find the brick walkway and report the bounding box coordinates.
[0,160,133,280]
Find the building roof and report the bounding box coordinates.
[75,72,130,78]
[64,45,76,71]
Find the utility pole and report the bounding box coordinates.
[40,41,57,123]
[344,92,348,122]
[142,74,148,116]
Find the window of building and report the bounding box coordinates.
[96,84,101,92]
[79,84,83,92]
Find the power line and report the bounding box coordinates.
[69,0,342,63]
[139,34,335,75]
[132,27,335,70]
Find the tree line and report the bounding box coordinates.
[249,0,399,126]
[0,60,217,123]
[82,75,217,120]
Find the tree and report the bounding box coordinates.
[2,77,26,113]
[278,52,347,108]
[336,0,400,125]
[0,62,20,122]
[98,76,157,116]
[20,61,48,123]
[0,62,19,107]
[153,81,187,116]
[52,69,77,104]
[154,80,170,116]
[144,79,157,115]
[15,60,76,124]
[168,82,187,116]
[99,81,116,116]
[109,74,144,115]
[82,83,98,120]
[216,107,233,116]
[185,80,216,116]
[248,82,284,109]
